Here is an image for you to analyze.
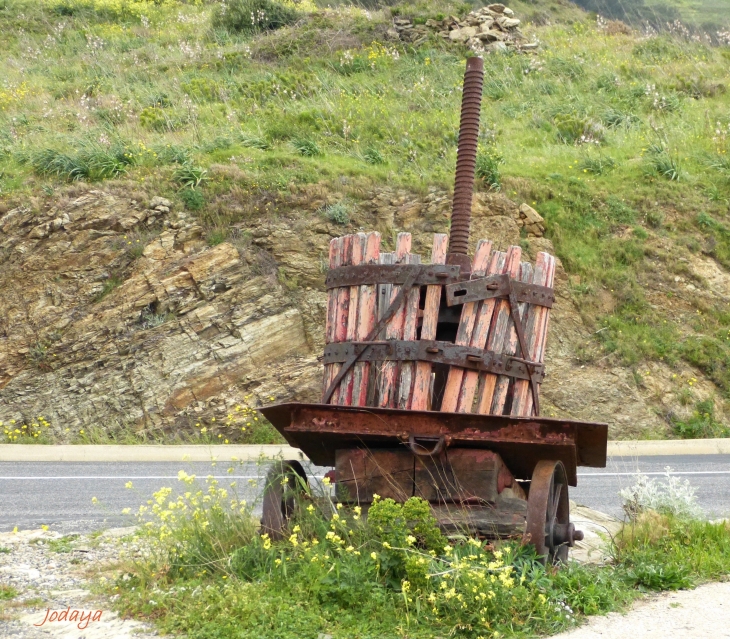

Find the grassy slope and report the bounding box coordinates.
[1,0,729,433]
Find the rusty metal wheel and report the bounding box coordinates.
[524,460,583,564]
[261,460,309,541]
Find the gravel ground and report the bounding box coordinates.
[0,527,160,639]
[552,580,730,639]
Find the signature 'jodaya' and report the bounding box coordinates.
[34,607,103,630]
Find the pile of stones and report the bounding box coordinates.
[390,3,538,54]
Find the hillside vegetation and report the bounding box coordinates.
[572,0,729,32]
[1,0,729,438]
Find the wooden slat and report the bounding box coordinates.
[410,234,448,411]
[476,245,522,414]
[511,253,555,416]
[327,235,354,404]
[338,233,367,406]
[396,252,421,409]
[490,260,533,415]
[322,236,344,402]
[376,233,412,408]
[455,250,507,413]
[351,232,381,407]
[440,239,494,413]
[376,252,394,337]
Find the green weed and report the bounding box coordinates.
[0,585,17,601]
[475,148,504,190]
[94,276,122,302]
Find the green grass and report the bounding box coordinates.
[0,585,17,601]
[0,0,729,428]
[1,405,284,444]
[106,472,730,639]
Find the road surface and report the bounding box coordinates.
[0,455,728,533]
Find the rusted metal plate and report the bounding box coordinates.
[445,273,555,308]
[326,264,462,289]
[335,448,413,502]
[322,340,545,383]
[259,403,608,486]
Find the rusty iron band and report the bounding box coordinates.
[323,340,545,384]
[445,274,555,308]
[325,264,462,289]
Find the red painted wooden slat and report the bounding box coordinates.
[339,233,366,405]
[440,239,493,413]
[455,250,506,413]
[376,233,412,408]
[351,232,381,407]
[476,245,522,414]
[490,260,533,415]
[410,234,448,411]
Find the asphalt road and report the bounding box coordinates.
[0,455,728,533]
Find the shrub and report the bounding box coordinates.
[323,201,349,225]
[212,0,297,35]
[619,468,703,520]
[139,106,176,132]
[362,147,385,165]
[475,148,504,190]
[671,399,729,439]
[180,187,205,210]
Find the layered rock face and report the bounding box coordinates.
[0,186,719,440]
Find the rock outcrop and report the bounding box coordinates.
[391,4,538,54]
[0,186,723,441]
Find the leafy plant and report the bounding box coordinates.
[173,164,208,190]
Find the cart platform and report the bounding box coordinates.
[261,402,607,487]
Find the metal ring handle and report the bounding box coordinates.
[407,434,446,457]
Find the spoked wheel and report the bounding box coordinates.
[261,460,309,540]
[524,460,583,564]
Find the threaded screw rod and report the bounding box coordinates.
[447,56,484,267]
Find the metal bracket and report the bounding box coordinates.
[445,274,555,308]
[323,340,546,384]
[326,264,462,289]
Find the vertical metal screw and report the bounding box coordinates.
[447,56,484,272]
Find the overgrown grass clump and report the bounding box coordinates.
[107,470,730,639]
